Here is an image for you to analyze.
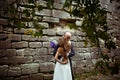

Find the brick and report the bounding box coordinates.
[43,16,59,23]
[0,41,11,49]
[0,65,8,76]
[21,63,39,74]
[11,41,28,49]
[29,42,42,48]
[8,66,21,76]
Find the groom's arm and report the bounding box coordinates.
[68,44,75,57]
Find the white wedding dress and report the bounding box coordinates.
[53,53,72,80]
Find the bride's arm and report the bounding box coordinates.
[54,48,68,64]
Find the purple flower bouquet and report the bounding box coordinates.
[50,40,57,49]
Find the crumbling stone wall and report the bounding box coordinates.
[0,0,120,80]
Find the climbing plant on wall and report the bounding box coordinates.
[4,0,45,36]
[63,0,116,55]
[62,0,117,75]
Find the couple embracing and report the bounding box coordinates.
[51,32,75,80]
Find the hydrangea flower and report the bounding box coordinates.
[50,40,57,49]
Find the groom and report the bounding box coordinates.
[52,32,75,80]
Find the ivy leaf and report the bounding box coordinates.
[105,40,116,49]
[28,0,34,3]
[38,5,43,11]
[23,9,31,17]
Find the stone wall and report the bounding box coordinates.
[0,0,120,80]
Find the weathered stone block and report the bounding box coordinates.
[43,16,59,23]
[72,53,84,61]
[74,67,85,75]
[0,56,26,65]
[0,65,8,76]
[11,41,28,48]
[84,52,91,60]
[29,42,42,48]
[54,0,65,4]
[0,26,3,32]
[36,48,48,55]
[74,42,85,48]
[24,56,33,63]
[0,34,8,40]
[16,49,24,56]
[75,20,83,26]
[39,63,54,73]
[8,56,26,64]
[42,42,50,48]
[43,29,56,36]
[24,48,36,56]
[6,49,16,57]
[0,18,8,25]
[14,28,36,34]
[34,55,53,63]
[35,9,52,16]
[0,50,7,57]
[52,10,71,19]
[53,3,63,9]
[4,27,13,33]
[43,74,53,80]
[38,0,47,7]
[21,75,30,80]
[37,36,49,41]
[8,34,21,41]
[0,40,11,49]
[38,22,49,28]
[30,73,44,80]
[90,52,99,59]
[8,66,21,76]
[22,35,37,41]
[21,63,39,74]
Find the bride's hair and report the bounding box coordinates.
[58,38,71,59]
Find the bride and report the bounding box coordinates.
[53,37,72,80]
